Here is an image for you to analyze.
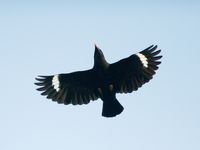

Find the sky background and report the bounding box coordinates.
[0,1,200,150]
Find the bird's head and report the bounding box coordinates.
[93,44,109,69]
[94,43,105,59]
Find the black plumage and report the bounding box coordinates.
[35,44,162,117]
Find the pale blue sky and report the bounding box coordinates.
[0,1,200,150]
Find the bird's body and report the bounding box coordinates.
[35,44,162,117]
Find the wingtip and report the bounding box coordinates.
[34,82,45,86]
[144,45,154,51]
[150,45,158,49]
[150,44,154,48]
[34,82,40,86]
[35,77,45,82]
[38,75,48,78]
[36,87,42,91]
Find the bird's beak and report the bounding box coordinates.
[94,43,97,48]
[94,43,99,54]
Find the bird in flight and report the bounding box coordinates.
[35,44,162,117]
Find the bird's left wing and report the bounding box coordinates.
[108,45,162,93]
[35,69,100,105]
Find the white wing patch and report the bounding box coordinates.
[136,53,148,68]
[52,74,60,92]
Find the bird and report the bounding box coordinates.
[35,44,162,117]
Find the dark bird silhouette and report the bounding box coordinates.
[35,44,162,117]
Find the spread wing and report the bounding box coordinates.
[108,45,162,93]
[35,69,100,105]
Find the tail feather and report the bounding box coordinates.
[102,99,124,117]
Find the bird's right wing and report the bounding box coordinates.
[108,45,162,93]
[35,69,100,105]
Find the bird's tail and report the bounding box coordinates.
[102,99,124,117]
